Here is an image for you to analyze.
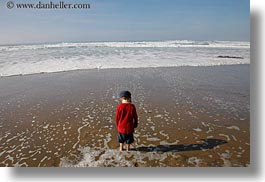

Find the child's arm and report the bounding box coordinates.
[133,105,138,128]
[115,106,120,126]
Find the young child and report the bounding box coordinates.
[115,90,138,151]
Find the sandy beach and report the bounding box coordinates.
[0,65,250,167]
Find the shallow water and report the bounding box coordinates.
[0,65,250,167]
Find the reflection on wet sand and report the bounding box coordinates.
[0,65,250,167]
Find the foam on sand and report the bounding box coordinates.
[60,146,170,167]
[60,147,135,167]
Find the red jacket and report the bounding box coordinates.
[115,103,138,134]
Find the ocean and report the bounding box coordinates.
[0,40,250,77]
[0,40,250,167]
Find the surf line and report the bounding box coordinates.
[72,121,90,149]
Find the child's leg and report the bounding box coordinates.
[126,144,130,151]
[131,141,136,150]
[119,143,124,151]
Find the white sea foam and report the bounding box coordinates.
[187,157,203,167]
[0,40,250,77]
[193,128,202,132]
[226,125,240,131]
[60,146,170,167]
[60,147,134,167]
[0,40,250,51]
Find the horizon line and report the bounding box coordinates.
[0,39,251,46]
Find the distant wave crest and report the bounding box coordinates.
[0,40,250,77]
[0,40,250,51]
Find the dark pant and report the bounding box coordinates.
[118,133,134,144]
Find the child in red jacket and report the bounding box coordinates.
[115,91,138,151]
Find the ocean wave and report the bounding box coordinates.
[0,40,250,77]
[0,40,250,51]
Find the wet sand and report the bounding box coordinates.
[0,65,250,167]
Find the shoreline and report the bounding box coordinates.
[0,65,250,167]
[0,63,250,79]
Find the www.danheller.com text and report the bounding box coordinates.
[6,1,91,10]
